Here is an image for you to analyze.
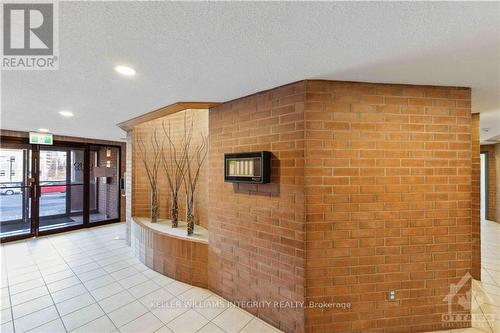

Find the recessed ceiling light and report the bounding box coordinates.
[59,110,74,117]
[114,65,136,77]
[38,128,50,133]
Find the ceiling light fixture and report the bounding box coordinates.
[59,110,74,117]
[114,65,136,77]
[38,128,50,133]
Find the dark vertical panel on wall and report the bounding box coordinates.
[480,144,498,223]
[471,114,481,280]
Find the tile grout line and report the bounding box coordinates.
[193,321,228,333]
[148,290,197,330]
[31,238,71,333]
[9,258,115,320]
[62,230,160,327]
[472,291,494,333]
[4,245,17,333]
[43,233,119,332]
[5,240,62,333]
[236,316,254,333]
[180,290,228,333]
[2,224,277,333]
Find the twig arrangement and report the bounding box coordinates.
[161,118,188,228]
[136,110,208,235]
[182,113,209,235]
[135,129,163,222]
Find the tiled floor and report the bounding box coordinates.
[428,219,500,333]
[1,220,499,333]
[0,223,281,333]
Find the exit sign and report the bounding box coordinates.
[29,132,53,145]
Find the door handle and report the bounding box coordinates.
[28,178,37,198]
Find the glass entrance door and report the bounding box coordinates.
[0,142,33,238]
[38,146,85,232]
[0,139,121,242]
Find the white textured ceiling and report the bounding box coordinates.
[1,1,499,142]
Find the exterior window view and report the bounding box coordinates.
[0,2,499,333]
[0,144,121,238]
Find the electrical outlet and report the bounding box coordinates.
[387,289,396,301]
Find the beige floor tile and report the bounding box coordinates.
[193,295,229,321]
[120,312,163,333]
[129,280,161,299]
[240,318,281,333]
[25,318,66,333]
[212,307,253,333]
[51,284,87,303]
[1,320,15,333]
[107,300,148,328]
[98,290,135,313]
[12,295,53,319]
[61,303,104,331]
[196,323,226,333]
[11,286,49,306]
[151,302,189,325]
[71,315,117,333]
[55,292,95,316]
[14,305,59,333]
[90,281,125,301]
[166,309,209,333]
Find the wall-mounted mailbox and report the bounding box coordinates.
[224,151,271,184]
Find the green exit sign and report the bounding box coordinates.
[29,132,53,145]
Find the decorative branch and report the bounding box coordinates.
[135,129,163,222]
[182,111,209,235]
[161,117,188,227]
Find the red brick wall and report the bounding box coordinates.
[131,217,208,288]
[480,144,497,222]
[127,80,476,333]
[208,82,307,333]
[208,80,474,333]
[304,80,473,332]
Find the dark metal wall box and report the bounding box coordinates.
[224,151,271,184]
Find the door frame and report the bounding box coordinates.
[0,136,36,242]
[37,141,87,237]
[0,136,122,242]
[87,144,122,227]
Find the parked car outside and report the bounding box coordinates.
[40,182,67,194]
[0,183,22,195]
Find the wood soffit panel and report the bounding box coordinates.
[117,102,221,131]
